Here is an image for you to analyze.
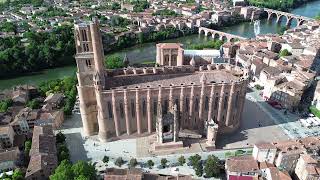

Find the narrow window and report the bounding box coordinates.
[185,97,189,111]
[120,102,124,118]
[153,100,157,115]
[107,102,113,119]
[195,98,199,111]
[175,99,179,108]
[142,99,146,117]
[234,91,239,108]
[224,96,228,109]
[205,96,209,111]
[131,100,135,118]
[214,97,219,110]
[163,100,169,114]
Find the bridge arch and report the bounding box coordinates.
[267,12,278,21]
[213,33,220,40]
[207,32,212,37]
[199,29,205,35]
[221,36,228,42]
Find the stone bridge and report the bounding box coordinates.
[198,27,246,42]
[253,7,315,27]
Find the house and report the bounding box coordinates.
[225,155,260,179]
[0,147,21,172]
[44,93,64,108]
[0,126,15,148]
[252,142,277,164]
[35,110,64,129]
[25,126,57,180]
[294,154,320,180]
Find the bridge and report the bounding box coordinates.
[198,27,247,42]
[252,7,315,27]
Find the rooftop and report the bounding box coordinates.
[105,69,243,90]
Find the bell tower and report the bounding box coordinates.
[74,18,106,137]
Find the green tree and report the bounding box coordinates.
[188,154,201,168]
[1,21,17,33]
[24,140,32,154]
[103,156,109,164]
[204,155,220,178]
[72,160,97,180]
[129,158,138,168]
[56,131,66,144]
[58,150,70,162]
[194,161,203,177]
[160,158,168,168]
[115,157,124,167]
[50,160,74,180]
[178,156,186,166]
[0,99,13,113]
[26,99,40,109]
[280,49,291,57]
[105,55,124,69]
[147,160,154,169]
[12,168,24,180]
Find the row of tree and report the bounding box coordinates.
[187,40,224,50]
[248,0,305,11]
[102,154,221,178]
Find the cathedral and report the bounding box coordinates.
[74,18,249,148]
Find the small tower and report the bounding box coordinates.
[173,103,179,142]
[190,55,196,66]
[206,119,219,148]
[156,101,163,144]
[200,73,207,84]
[93,71,104,90]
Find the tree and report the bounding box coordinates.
[72,160,97,180]
[105,55,124,69]
[279,49,291,57]
[178,156,186,166]
[204,155,220,178]
[188,154,201,168]
[56,131,66,144]
[50,160,74,180]
[24,140,32,154]
[129,158,138,168]
[160,158,168,168]
[147,160,154,169]
[194,161,203,177]
[12,168,24,180]
[115,157,124,167]
[26,99,40,109]
[0,99,13,113]
[103,156,109,164]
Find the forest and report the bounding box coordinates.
[0,25,75,79]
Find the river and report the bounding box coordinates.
[0,0,319,90]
